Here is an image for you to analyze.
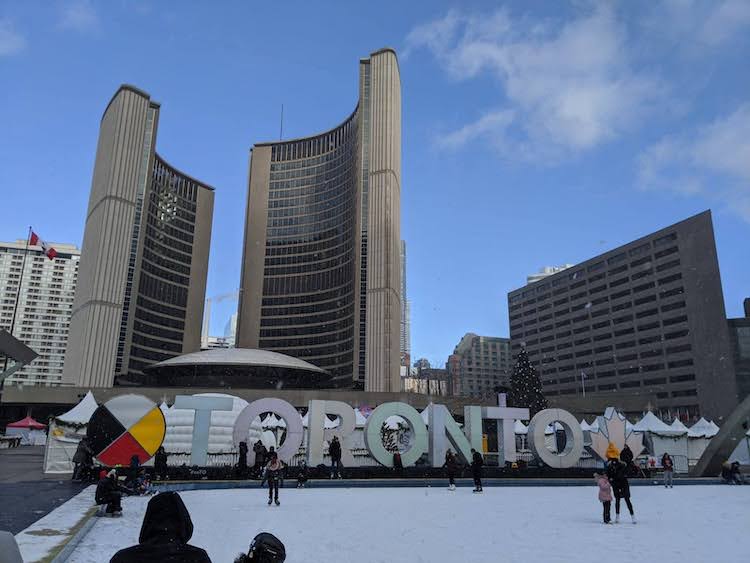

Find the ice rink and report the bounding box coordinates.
[66,485,749,563]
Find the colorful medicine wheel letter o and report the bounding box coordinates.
[87,394,166,467]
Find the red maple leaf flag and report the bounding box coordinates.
[29,231,58,260]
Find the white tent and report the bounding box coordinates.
[729,429,750,465]
[514,420,528,435]
[689,418,719,438]
[354,408,368,427]
[44,391,99,474]
[633,412,688,470]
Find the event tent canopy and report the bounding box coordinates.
[7,416,46,429]
[56,391,98,424]
[632,412,685,436]
[689,417,720,438]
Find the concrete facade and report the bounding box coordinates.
[508,211,738,421]
[237,49,401,392]
[400,240,410,369]
[62,85,213,388]
[727,299,750,403]
[0,241,80,385]
[448,334,512,398]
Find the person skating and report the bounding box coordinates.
[444,450,459,491]
[296,460,309,488]
[606,443,636,524]
[594,472,613,524]
[661,453,674,488]
[329,436,342,479]
[265,452,284,506]
[95,470,124,516]
[110,492,210,563]
[471,448,484,492]
[253,440,267,478]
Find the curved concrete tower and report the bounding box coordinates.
[237,49,402,392]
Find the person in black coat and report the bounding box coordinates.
[471,448,484,492]
[620,445,634,466]
[329,436,343,479]
[154,446,168,481]
[72,438,94,482]
[252,441,267,478]
[444,450,459,490]
[237,441,249,478]
[110,492,210,563]
[606,459,636,523]
[95,470,124,515]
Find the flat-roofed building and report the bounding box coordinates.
[507,211,737,421]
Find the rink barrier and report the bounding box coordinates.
[48,506,98,563]
[153,476,724,492]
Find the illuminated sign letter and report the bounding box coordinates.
[173,395,233,466]
[527,408,584,469]
[364,402,428,467]
[428,404,483,466]
[306,400,356,466]
[233,398,303,464]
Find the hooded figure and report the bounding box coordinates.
[110,492,210,563]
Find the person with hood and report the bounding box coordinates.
[594,472,613,524]
[95,470,124,515]
[110,492,210,563]
[730,461,744,485]
[234,532,286,563]
[620,444,634,473]
[329,436,342,479]
[72,437,93,482]
[444,449,459,491]
[238,441,249,478]
[264,452,284,506]
[154,446,168,481]
[471,448,484,493]
[605,443,636,523]
[661,453,674,488]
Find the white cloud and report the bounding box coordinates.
[638,103,750,221]
[405,6,664,159]
[0,19,26,56]
[59,0,99,32]
[437,109,515,150]
[656,0,750,46]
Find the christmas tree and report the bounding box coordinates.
[508,347,548,417]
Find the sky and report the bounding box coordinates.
[1,0,748,368]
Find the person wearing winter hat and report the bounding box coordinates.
[593,472,613,524]
[234,532,286,562]
[606,444,636,524]
[95,469,124,515]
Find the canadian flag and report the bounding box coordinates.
[29,231,58,260]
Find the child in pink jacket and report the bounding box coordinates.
[594,472,613,524]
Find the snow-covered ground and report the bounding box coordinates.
[65,485,748,563]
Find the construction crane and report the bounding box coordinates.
[201,291,240,348]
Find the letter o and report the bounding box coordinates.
[232,398,303,464]
[528,408,584,469]
[364,402,428,467]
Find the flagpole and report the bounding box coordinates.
[1,226,32,379]
[580,371,586,398]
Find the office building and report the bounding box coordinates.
[224,312,238,348]
[447,333,512,398]
[237,49,401,391]
[402,367,450,396]
[63,85,214,388]
[728,298,750,403]
[400,240,410,369]
[0,240,79,385]
[527,265,574,284]
[507,211,737,421]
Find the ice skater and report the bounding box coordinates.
[661,453,674,488]
[594,472,612,524]
[471,448,483,493]
[329,436,343,479]
[444,449,459,491]
[264,451,284,506]
[296,460,309,488]
[606,444,636,523]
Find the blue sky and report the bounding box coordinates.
[1,1,748,367]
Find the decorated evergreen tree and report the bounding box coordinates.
[508,347,548,417]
